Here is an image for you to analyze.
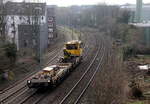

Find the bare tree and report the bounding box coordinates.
[0,0,6,42]
[89,53,127,104]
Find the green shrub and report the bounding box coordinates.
[3,43,17,63]
[127,101,144,104]
[122,45,137,60]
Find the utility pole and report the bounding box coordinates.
[72,27,73,40]
[78,8,81,40]
[12,16,16,44]
[35,7,41,66]
[33,0,42,68]
[0,0,6,42]
[79,14,81,40]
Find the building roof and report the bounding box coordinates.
[129,22,150,27]
[66,40,82,45]
[42,65,57,71]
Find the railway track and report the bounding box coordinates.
[0,46,63,104]
[29,33,101,104]
[0,32,65,95]
[0,30,96,104]
[0,27,70,104]
[9,32,92,104]
[14,34,90,104]
[58,34,105,104]
[27,31,110,104]
[75,33,112,104]
[76,31,114,104]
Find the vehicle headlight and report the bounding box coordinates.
[27,80,31,83]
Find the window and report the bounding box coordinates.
[11,16,14,19]
[48,33,53,38]
[33,32,36,35]
[11,23,15,27]
[24,33,27,35]
[19,16,22,20]
[11,30,16,34]
[24,40,28,47]
[48,28,53,32]
[41,16,44,20]
[32,39,36,46]
[66,44,78,50]
[48,23,53,27]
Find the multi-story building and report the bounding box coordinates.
[47,6,57,44]
[130,23,150,47]
[123,1,150,47]
[5,1,47,51]
[121,4,150,23]
[3,1,57,54]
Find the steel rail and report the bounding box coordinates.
[59,36,102,104]
[74,46,106,104]
[0,49,62,104]
[32,41,91,104]
[20,33,91,104]
[2,32,89,104]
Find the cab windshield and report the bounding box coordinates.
[66,44,78,50]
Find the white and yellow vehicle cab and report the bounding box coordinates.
[63,40,83,59]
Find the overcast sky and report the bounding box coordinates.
[13,0,150,6]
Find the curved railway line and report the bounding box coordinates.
[19,33,93,104]
[74,32,113,104]
[75,31,114,104]
[0,30,109,104]
[0,31,65,95]
[6,33,90,104]
[0,48,63,104]
[58,34,106,104]
[2,32,91,104]
[0,30,74,104]
[31,33,105,104]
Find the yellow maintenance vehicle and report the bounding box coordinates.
[27,40,83,88]
[61,40,83,64]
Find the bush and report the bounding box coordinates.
[90,54,126,104]
[122,45,137,60]
[131,87,143,98]
[4,43,17,63]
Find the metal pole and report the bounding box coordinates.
[0,0,6,42]
[35,6,41,68]
[72,27,73,40]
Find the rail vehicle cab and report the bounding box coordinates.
[27,65,59,88]
[63,40,83,59]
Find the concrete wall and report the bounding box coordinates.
[5,15,46,50]
[143,27,150,47]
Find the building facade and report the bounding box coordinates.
[5,2,47,50]
[130,23,150,47]
[122,4,150,23]
[135,0,142,22]
[4,1,57,54]
[47,6,57,44]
